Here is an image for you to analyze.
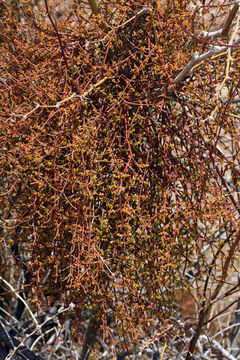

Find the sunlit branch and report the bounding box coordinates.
[172,3,240,85]
[87,0,109,30]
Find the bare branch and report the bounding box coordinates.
[221,3,239,38]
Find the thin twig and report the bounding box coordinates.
[44,0,77,93]
[172,4,240,86]
[0,276,38,327]
[6,303,75,360]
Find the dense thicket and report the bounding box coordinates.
[1,0,240,358]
